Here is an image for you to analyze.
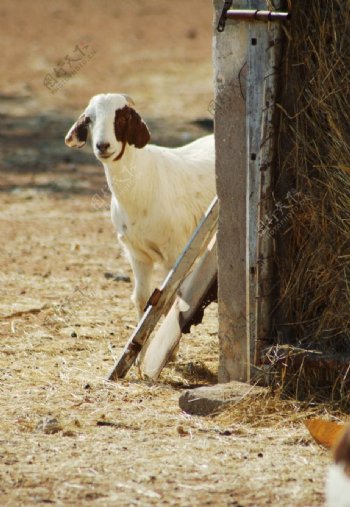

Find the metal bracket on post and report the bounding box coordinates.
[217,4,290,32]
[217,0,233,32]
[227,10,290,22]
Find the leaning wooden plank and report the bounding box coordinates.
[140,236,217,380]
[107,196,219,381]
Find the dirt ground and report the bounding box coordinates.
[0,1,339,506]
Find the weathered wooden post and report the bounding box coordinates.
[214,0,284,382]
[248,3,283,369]
[214,0,249,382]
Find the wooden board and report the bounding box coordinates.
[246,0,282,374]
[107,197,218,381]
[254,6,282,367]
[140,236,217,380]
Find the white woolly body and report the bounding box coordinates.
[326,464,350,507]
[108,135,216,268]
[65,94,216,317]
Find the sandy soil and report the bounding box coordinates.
[0,1,336,506]
[0,190,331,507]
[0,0,213,120]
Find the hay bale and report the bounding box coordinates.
[268,0,350,402]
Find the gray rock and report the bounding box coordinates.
[179,381,266,416]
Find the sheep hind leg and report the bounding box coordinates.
[130,257,153,321]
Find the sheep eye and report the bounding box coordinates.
[84,116,91,125]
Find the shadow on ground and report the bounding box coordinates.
[0,105,213,195]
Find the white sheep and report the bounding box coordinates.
[65,93,216,318]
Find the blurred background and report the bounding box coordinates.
[0,0,214,187]
[0,6,220,504]
[0,0,213,119]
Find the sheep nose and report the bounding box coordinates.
[96,142,110,153]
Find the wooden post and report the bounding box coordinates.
[213,0,248,382]
[246,0,282,371]
[214,0,282,382]
[246,2,265,376]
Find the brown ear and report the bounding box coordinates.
[65,114,90,148]
[114,106,150,149]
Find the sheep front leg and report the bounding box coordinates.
[130,257,153,320]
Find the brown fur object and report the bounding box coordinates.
[65,114,90,147]
[114,105,150,149]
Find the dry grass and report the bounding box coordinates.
[0,191,337,507]
[269,0,350,401]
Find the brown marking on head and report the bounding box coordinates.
[114,105,150,150]
[65,114,91,148]
[334,425,350,477]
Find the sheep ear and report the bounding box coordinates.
[126,107,151,148]
[114,106,150,150]
[65,114,89,148]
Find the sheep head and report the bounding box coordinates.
[64,93,151,161]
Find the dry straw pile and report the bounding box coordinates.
[270,0,350,401]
